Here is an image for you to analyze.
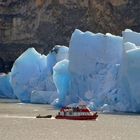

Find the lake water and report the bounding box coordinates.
[0,99,140,140]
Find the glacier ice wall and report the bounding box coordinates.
[1,28,140,112]
[52,29,123,110]
[53,29,140,112]
[68,29,123,110]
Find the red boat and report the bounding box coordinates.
[55,105,98,120]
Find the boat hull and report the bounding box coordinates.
[55,113,98,120]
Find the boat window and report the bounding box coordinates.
[69,112,72,115]
[64,112,66,116]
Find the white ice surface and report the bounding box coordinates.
[123,29,140,46]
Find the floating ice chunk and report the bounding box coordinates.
[123,29,140,46]
[0,73,16,98]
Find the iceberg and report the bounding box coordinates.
[10,48,48,102]
[66,29,123,109]
[52,29,140,112]
[10,46,69,103]
[1,28,140,112]
[52,29,124,110]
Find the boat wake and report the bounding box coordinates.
[0,115,56,119]
[0,115,35,119]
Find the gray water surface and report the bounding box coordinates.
[0,99,140,140]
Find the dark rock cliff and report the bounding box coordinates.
[0,0,140,72]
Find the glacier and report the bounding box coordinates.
[57,29,123,111]
[1,29,140,112]
[52,29,140,112]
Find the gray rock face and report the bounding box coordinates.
[0,0,140,72]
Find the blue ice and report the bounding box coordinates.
[10,46,69,103]
[53,29,140,112]
[53,59,71,106]
[67,29,123,110]
[1,28,140,112]
[0,73,16,98]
